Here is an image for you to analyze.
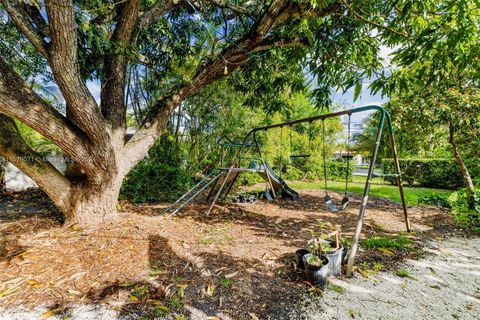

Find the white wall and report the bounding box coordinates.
[3,155,67,192]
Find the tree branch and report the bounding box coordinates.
[135,0,177,34]
[1,0,49,58]
[0,56,95,173]
[101,0,140,137]
[0,115,71,211]
[45,0,109,145]
[121,0,293,169]
[340,0,409,39]
[252,37,310,52]
[209,0,257,18]
[21,2,50,38]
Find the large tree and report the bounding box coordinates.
[0,0,475,225]
[373,0,480,206]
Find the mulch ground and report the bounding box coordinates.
[0,188,469,319]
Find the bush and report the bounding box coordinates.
[448,187,480,231]
[238,172,263,185]
[288,157,355,182]
[120,136,193,203]
[327,160,354,181]
[416,192,450,207]
[382,158,480,189]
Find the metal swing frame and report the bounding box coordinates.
[229,105,410,276]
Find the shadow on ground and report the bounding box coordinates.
[0,190,62,263]
[83,235,307,319]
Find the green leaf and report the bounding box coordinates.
[354,82,362,101]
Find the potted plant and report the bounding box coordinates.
[311,231,345,277]
[303,240,330,288]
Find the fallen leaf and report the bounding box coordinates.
[176,284,188,298]
[27,279,42,289]
[348,308,355,318]
[249,313,259,320]
[378,247,394,255]
[205,283,215,297]
[156,305,169,311]
[224,271,238,279]
[38,307,63,319]
[67,289,82,296]
[129,295,139,302]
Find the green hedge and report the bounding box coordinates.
[120,137,193,203]
[284,159,354,181]
[382,158,479,189]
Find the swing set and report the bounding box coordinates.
[163,105,410,275]
[239,105,411,275]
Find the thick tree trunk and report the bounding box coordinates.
[65,176,123,225]
[449,122,475,208]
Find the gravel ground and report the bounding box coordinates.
[289,237,480,320]
[1,237,479,320]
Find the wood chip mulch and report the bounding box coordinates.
[0,189,467,319]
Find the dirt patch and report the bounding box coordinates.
[0,189,471,319]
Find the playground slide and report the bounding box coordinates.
[259,163,299,200]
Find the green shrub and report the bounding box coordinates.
[283,165,305,180]
[288,158,354,182]
[238,172,263,185]
[416,192,450,207]
[327,160,354,181]
[448,187,480,231]
[382,158,480,189]
[120,135,193,203]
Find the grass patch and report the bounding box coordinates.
[166,295,183,309]
[362,235,412,251]
[219,276,233,289]
[289,180,452,206]
[328,284,345,293]
[358,261,386,277]
[395,268,414,279]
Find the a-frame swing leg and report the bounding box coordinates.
[389,131,411,232]
[346,112,385,276]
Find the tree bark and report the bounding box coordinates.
[0,115,72,211]
[66,178,122,225]
[0,157,5,191]
[449,122,475,208]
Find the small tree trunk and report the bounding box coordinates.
[449,122,475,208]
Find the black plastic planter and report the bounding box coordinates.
[295,249,310,270]
[341,245,349,266]
[303,254,330,288]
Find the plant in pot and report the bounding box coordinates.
[303,240,330,288]
[315,231,345,277]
